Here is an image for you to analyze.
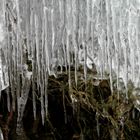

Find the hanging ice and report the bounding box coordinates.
[1,0,140,135]
[0,1,9,92]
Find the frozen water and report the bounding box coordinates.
[1,0,140,134]
[0,3,9,92]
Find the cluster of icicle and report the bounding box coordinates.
[1,0,140,135]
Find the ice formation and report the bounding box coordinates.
[1,0,140,135]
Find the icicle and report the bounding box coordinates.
[6,88,11,112]
[32,82,36,120]
[41,43,45,125]
[40,85,45,125]
[30,10,37,120]
[51,7,55,58]
[44,71,48,117]
[7,16,16,111]
[66,30,71,89]
[35,14,39,77]
[59,0,62,23]
[32,33,36,122]
[124,7,133,99]
[91,0,95,70]
[119,0,128,98]
[98,0,106,79]
[110,0,120,96]
[124,45,128,99]
[128,8,135,83]
[30,1,37,120]
[80,26,87,82]
[35,5,45,125]
[44,7,51,74]
[26,0,31,60]
[86,0,90,41]
[16,69,31,135]
[65,0,73,86]
[15,0,22,105]
[96,112,100,138]
[105,0,113,93]
[5,28,11,110]
[50,7,55,75]
[62,38,67,72]
[2,0,6,25]
[72,0,78,87]
[42,1,47,120]
[83,41,87,81]
[136,11,140,86]
[0,0,6,97]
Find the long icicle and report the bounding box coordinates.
[105,0,113,93]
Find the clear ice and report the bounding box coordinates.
[0,0,140,135]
